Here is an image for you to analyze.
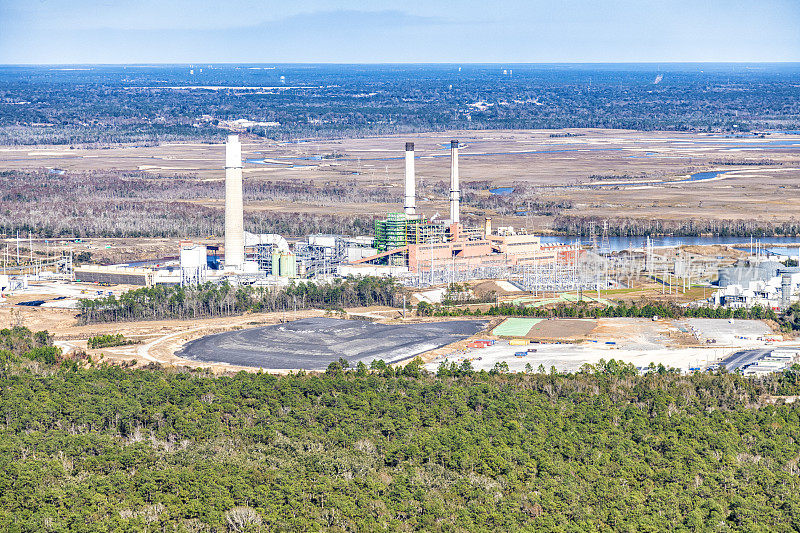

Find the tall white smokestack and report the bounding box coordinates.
[224,135,244,269]
[449,140,460,224]
[404,142,416,216]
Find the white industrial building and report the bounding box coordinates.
[180,243,208,286]
[715,267,800,310]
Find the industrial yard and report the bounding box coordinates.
[5,272,797,376]
[2,128,800,376]
[3,132,590,291]
[9,128,800,290]
[426,316,798,375]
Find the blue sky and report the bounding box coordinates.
[1,0,799,63]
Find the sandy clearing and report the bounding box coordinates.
[525,319,597,340]
[426,342,728,374]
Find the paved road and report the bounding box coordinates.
[177,317,488,371]
[717,348,773,371]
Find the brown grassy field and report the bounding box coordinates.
[2,128,799,233]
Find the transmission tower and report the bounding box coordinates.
[600,221,611,255]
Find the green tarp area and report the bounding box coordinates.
[510,293,615,307]
[492,318,544,337]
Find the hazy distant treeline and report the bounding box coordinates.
[0,124,223,147]
[1,64,798,144]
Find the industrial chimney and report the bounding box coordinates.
[224,135,244,270]
[404,142,416,216]
[449,140,460,224]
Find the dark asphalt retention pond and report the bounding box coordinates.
[177,317,488,371]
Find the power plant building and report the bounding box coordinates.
[358,140,579,273]
[66,136,580,287]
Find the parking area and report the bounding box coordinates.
[687,319,775,346]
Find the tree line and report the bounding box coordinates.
[8,167,800,239]
[553,214,800,237]
[80,279,788,331]
[418,299,780,321]
[0,170,378,238]
[87,334,136,349]
[78,276,399,324]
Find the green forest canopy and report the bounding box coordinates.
[4,327,800,531]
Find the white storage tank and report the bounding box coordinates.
[180,244,207,269]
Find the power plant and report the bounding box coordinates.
[5,132,800,383]
[0,138,587,290]
[13,136,794,311]
[363,139,580,280]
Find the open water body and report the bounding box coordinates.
[739,247,800,258]
[672,140,800,148]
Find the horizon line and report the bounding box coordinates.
[2,61,800,67]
